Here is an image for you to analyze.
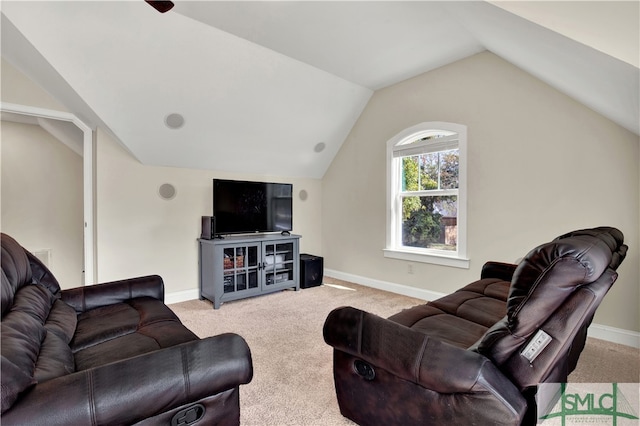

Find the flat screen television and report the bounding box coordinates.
[213,179,293,236]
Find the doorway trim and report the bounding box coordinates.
[1,102,95,285]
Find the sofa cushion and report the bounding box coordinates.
[388,277,509,349]
[1,355,36,413]
[71,303,140,351]
[27,251,62,297]
[1,235,33,317]
[1,283,56,377]
[1,311,45,414]
[71,297,198,371]
[554,227,626,270]
[393,305,490,348]
[1,280,75,405]
[33,331,75,383]
[9,283,56,325]
[429,278,508,328]
[1,311,45,375]
[44,299,78,344]
[1,271,13,320]
[506,233,614,336]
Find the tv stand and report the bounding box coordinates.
[199,234,301,309]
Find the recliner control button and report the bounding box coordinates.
[171,404,205,426]
[354,359,375,380]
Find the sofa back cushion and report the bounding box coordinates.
[1,234,33,317]
[27,249,62,298]
[473,227,626,387]
[1,234,76,414]
[506,228,618,338]
[0,355,36,413]
[1,290,47,413]
[553,227,626,271]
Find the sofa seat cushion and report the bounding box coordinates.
[388,278,510,349]
[71,296,198,371]
[430,278,509,327]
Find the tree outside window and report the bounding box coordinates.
[401,146,459,251]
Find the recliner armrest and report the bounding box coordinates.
[481,261,518,281]
[1,333,253,426]
[324,306,526,419]
[61,275,164,313]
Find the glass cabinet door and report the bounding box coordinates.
[263,242,294,287]
[223,244,259,293]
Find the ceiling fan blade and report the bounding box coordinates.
[145,1,175,14]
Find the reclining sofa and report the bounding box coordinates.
[1,233,253,425]
[324,227,627,425]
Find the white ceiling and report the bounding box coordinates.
[1,1,638,179]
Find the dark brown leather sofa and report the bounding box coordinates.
[1,233,253,425]
[323,227,627,425]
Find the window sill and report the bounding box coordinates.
[383,248,470,269]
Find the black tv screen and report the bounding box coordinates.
[213,179,293,235]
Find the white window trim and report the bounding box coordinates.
[385,122,469,269]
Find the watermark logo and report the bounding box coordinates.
[538,383,639,425]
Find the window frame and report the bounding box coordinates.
[384,122,469,268]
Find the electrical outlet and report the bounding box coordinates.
[407,263,414,274]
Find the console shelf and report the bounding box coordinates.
[199,234,300,309]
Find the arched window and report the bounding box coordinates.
[384,122,468,268]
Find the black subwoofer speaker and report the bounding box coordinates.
[300,254,323,289]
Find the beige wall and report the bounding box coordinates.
[1,121,84,288]
[95,128,323,293]
[322,52,639,332]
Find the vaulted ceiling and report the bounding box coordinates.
[1,1,638,178]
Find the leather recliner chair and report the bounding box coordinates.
[323,227,627,425]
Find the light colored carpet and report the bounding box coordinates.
[569,336,639,383]
[169,278,639,425]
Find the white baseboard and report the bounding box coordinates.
[325,268,446,301]
[587,323,640,348]
[165,288,199,305]
[325,268,640,349]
